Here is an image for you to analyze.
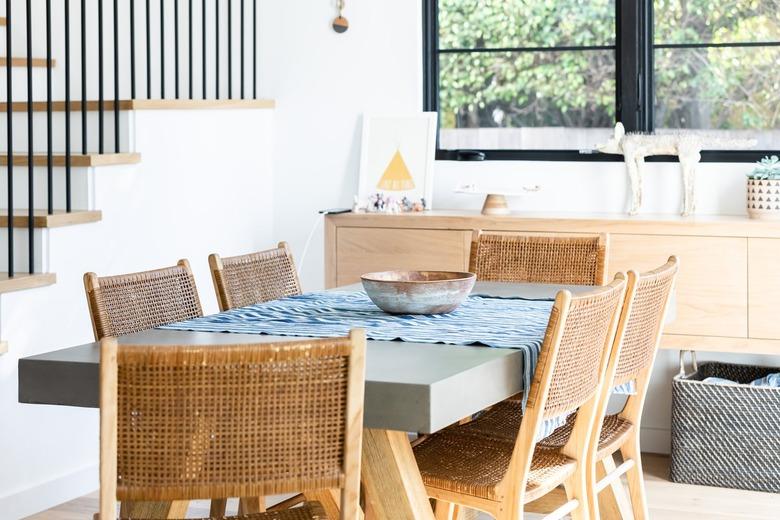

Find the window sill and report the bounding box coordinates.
[436,149,779,163]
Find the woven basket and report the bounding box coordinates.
[671,356,780,493]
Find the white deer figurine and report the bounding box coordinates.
[598,123,756,216]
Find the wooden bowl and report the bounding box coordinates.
[360,271,476,315]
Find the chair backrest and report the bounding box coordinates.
[597,256,678,432]
[84,260,203,340]
[612,257,678,388]
[209,241,302,311]
[99,331,366,520]
[501,275,625,506]
[468,231,609,286]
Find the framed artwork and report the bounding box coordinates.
[358,113,438,211]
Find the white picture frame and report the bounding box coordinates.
[358,112,438,210]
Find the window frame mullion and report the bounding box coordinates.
[617,0,652,133]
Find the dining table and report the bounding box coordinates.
[18,281,598,520]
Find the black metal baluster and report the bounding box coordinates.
[25,0,33,273]
[202,0,206,98]
[215,0,219,99]
[227,0,232,98]
[188,0,193,99]
[240,0,244,99]
[98,0,104,153]
[46,0,53,214]
[160,0,165,99]
[174,0,179,98]
[145,0,150,98]
[130,0,136,98]
[81,0,86,153]
[113,0,119,152]
[6,0,13,276]
[65,0,72,212]
[253,0,256,98]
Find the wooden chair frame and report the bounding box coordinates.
[209,241,302,312]
[469,230,610,286]
[98,330,366,520]
[585,257,679,520]
[426,276,627,520]
[84,259,203,341]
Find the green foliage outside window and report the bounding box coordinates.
[438,0,780,131]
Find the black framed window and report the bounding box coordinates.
[423,0,780,161]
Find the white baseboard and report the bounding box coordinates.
[640,426,671,455]
[0,464,97,520]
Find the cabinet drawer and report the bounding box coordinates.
[749,238,780,339]
[335,228,471,287]
[610,234,747,338]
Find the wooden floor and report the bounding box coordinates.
[25,454,780,520]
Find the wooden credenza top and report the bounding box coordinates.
[327,210,780,239]
[325,210,780,355]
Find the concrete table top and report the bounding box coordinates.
[18,282,591,433]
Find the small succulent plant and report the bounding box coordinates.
[748,155,780,180]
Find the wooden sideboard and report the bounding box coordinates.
[324,211,780,355]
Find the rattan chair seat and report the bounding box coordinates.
[537,413,635,459]
[413,424,576,503]
[155,501,327,520]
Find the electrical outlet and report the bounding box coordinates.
[0,341,7,356]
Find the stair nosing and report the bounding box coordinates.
[0,209,103,228]
[0,272,57,294]
[0,152,141,167]
[0,98,275,112]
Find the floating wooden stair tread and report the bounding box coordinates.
[0,17,6,27]
[0,98,275,112]
[0,153,140,167]
[0,57,55,68]
[0,209,102,228]
[0,272,56,294]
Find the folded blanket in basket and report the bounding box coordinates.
[702,373,780,387]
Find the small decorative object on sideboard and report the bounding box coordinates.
[598,123,756,216]
[358,113,437,211]
[747,156,780,220]
[455,183,541,215]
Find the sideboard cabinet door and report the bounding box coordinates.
[749,238,780,339]
[333,228,471,287]
[610,234,748,338]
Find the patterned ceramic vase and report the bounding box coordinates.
[747,178,780,220]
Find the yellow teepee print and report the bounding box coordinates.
[377,148,415,191]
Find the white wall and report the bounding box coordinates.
[260,0,778,457]
[0,107,274,518]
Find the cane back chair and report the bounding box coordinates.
[538,256,678,519]
[84,260,203,341]
[97,330,366,520]
[469,231,609,286]
[209,242,302,312]
[413,275,627,520]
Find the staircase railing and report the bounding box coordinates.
[4,0,260,277]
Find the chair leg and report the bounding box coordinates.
[595,456,633,520]
[238,497,266,514]
[620,433,649,520]
[433,499,456,520]
[562,467,590,520]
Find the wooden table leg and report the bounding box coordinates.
[119,500,189,518]
[361,428,436,520]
